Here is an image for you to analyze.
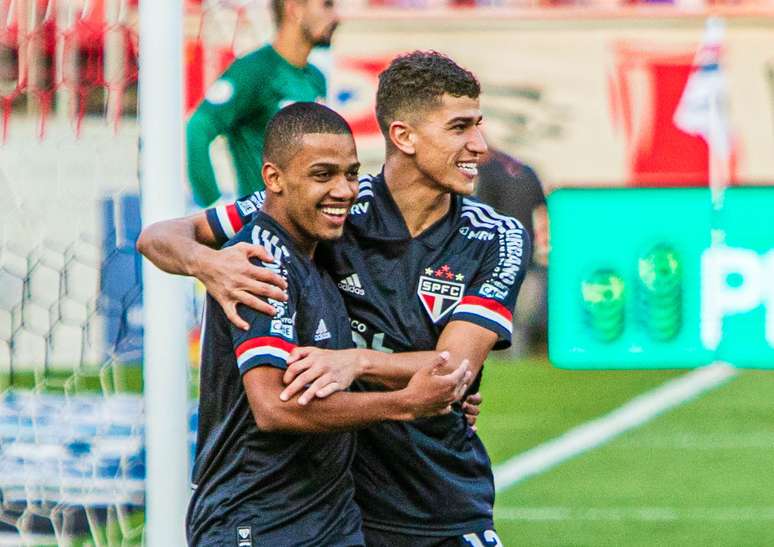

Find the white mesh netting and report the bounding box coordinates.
[0,1,262,544]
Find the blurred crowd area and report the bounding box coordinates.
[191,0,774,10]
[0,0,771,127]
[348,0,769,8]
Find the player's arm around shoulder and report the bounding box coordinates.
[137,195,289,328]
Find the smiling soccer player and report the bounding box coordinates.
[140,53,530,546]
[183,102,471,547]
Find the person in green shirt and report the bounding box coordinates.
[187,0,339,207]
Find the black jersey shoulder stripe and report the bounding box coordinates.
[460,209,498,230]
[462,198,523,231]
[462,199,523,231]
[461,202,515,230]
[250,223,290,265]
[357,176,374,199]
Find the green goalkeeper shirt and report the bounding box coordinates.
[186,44,326,207]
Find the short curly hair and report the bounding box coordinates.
[375,51,480,136]
[264,102,352,168]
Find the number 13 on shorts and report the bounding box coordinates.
[462,529,503,547]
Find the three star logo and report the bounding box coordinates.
[417,265,466,323]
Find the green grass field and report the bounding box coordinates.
[478,357,774,546]
[3,357,772,546]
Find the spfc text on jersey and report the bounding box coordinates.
[417,276,465,322]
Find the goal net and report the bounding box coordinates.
[0,1,269,544]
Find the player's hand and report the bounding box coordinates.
[280,348,364,405]
[462,392,482,432]
[402,353,472,419]
[196,242,288,330]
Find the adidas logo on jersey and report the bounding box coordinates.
[338,273,365,296]
[314,319,332,342]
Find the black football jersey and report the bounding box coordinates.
[207,173,531,536]
[189,211,363,546]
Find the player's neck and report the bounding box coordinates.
[273,28,313,69]
[261,202,318,258]
[384,158,452,238]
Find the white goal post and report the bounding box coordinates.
[138,1,190,545]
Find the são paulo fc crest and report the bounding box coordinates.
[417,265,466,323]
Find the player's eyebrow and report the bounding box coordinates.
[308,161,360,172]
[445,115,483,127]
[308,162,340,169]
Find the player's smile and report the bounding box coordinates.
[319,203,350,227]
[455,160,479,179]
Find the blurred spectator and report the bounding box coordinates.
[476,147,549,355]
[186,0,339,207]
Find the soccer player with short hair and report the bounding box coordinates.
[139,52,530,545]
[187,0,338,207]
[183,102,472,546]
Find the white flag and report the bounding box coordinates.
[673,17,731,158]
[674,17,731,217]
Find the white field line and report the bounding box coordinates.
[0,533,57,546]
[614,430,774,449]
[497,506,774,522]
[493,362,739,492]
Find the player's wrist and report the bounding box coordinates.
[386,389,416,422]
[188,244,218,280]
[354,349,377,378]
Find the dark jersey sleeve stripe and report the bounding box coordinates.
[206,194,265,246]
[451,295,513,343]
[205,207,229,246]
[235,335,296,373]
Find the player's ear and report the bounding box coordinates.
[286,0,303,23]
[389,121,416,156]
[262,162,284,194]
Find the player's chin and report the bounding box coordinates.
[317,227,345,241]
[458,180,476,196]
[449,176,476,196]
[313,32,334,47]
[313,221,346,241]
